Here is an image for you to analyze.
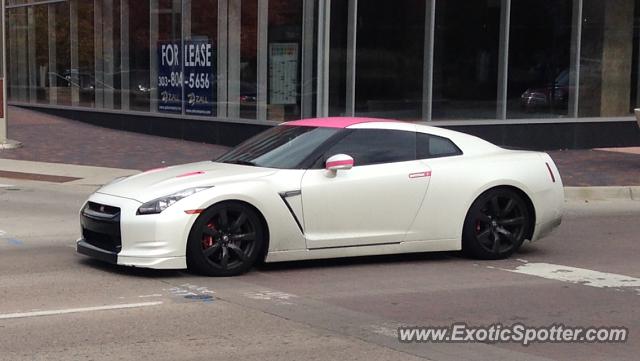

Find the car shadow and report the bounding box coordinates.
[255,251,460,273]
[77,245,546,278]
[77,258,188,279]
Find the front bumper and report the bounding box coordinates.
[77,239,117,264]
[76,192,192,270]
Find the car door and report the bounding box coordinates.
[300,127,431,249]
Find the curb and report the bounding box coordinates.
[564,186,640,202]
[0,139,23,150]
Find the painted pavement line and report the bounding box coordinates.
[0,301,163,320]
[499,262,640,294]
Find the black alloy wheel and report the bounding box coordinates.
[187,202,265,276]
[462,188,532,259]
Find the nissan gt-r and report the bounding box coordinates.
[77,117,563,276]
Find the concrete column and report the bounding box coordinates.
[316,0,331,117]
[47,4,57,104]
[227,0,241,118]
[217,0,228,117]
[27,4,37,102]
[422,0,435,121]
[70,0,79,106]
[8,9,17,101]
[183,0,191,40]
[580,0,635,117]
[599,0,634,116]
[17,8,28,102]
[301,0,314,118]
[257,0,268,121]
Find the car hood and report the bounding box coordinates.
[97,161,277,202]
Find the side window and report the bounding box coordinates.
[416,133,462,159]
[320,129,416,167]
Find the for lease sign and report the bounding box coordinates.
[184,40,215,116]
[157,40,215,115]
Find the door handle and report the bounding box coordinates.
[408,171,431,179]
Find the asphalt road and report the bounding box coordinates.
[0,177,639,361]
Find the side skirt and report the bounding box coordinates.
[264,238,460,263]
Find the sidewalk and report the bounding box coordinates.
[0,107,227,170]
[1,106,639,187]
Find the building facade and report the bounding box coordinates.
[5,0,640,148]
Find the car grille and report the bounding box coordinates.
[81,202,122,253]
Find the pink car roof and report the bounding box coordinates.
[284,117,395,129]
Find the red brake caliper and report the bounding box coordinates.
[202,222,216,249]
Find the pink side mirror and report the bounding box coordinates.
[325,154,354,171]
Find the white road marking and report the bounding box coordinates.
[503,262,640,295]
[244,291,298,305]
[369,324,399,338]
[0,184,14,188]
[0,301,163,320]
[0,230,6,237]
[138,294,163,298]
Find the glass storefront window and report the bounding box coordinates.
[240,0,258,119]
[7,7,27,103]
[189,0,219,117]
[267,0,303,122]
[507,0,572,119]
[5,0,640,126]
[129,0,151,111]
[77,1,95,107]
[34,5,49,104]
[354,0,425,120]
[432,0,500,120]
[54,2,71,106]
[328,0,348,117]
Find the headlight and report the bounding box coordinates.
[137,187,211,215]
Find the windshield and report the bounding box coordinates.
[216,125,340,169]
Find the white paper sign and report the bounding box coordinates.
[269,43,299,105]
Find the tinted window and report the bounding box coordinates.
[320,129,416,167]
[416,133,462,159]
[216,126,339,169]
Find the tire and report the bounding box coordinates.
[186,202,265,276]
[462,188,532,260]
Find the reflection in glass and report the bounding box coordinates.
[507,0,572,118]
[432,0,500,120]
[354,0,425,120]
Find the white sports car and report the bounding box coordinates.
[77,117,563,276]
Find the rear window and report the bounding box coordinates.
[416,133,462,159]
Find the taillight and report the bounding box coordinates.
[545,162,556,183]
